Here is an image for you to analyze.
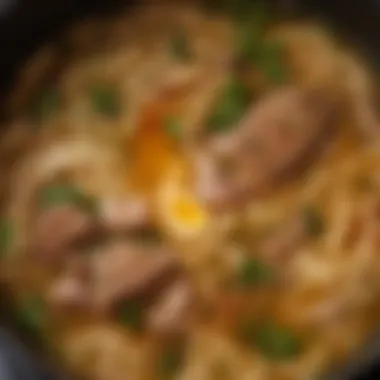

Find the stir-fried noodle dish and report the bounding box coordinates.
[1,1,380,379]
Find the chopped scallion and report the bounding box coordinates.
[37,184,97,215]
[89,85,120,117]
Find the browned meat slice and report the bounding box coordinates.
[195,87,337,209]
[146,278,194,336]
[32,205,95,263]
[99,196,151,232]
[90,241,196,335]
[91,242,178,312]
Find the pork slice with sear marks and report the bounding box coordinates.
[90,240,196,336]
[91,241,179,313]
[195,86,338,209]
[32,204,96,263]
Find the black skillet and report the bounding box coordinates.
[0,0,380,379]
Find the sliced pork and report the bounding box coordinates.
[91,241,178,312]
[90,240,195,336]
[32,204,95,263]
[195,87,338,209]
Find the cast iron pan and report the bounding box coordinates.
[0,0,380,379]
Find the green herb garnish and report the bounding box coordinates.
[256,41,288,84]
[17,297,45,335]
[236,21,262,64]
[239,320,302,360]
[234,0,269,58]
[169,33,192,61]
[302,206,325,238]
[236,257,274,288]
[232,1,288,84]
[89,85,120,117]
[37,184,97,215]
[119,300,143,332]
[207,77,251,133]
[236,25,288,83]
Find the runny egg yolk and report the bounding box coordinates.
[129,96,210,238]
[170,190,208,230]
[157,167,210,239]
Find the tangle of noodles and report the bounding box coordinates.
[0,2,380,380]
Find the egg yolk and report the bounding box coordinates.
[170,192,208,229]
[156,165,210,239]
[129,95,210,238]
